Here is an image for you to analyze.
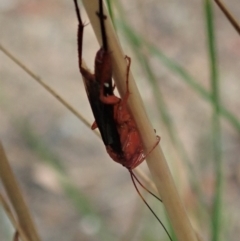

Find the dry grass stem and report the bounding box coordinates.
[214,0,240,35]
[0,43,92,133]
[0,142,41,241]
[81,1,198,240]
[0,193,29,241]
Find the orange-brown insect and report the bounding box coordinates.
[101,56,160,170]
[73,0,161,180]
[73,1,171,240]
[74,0,159,170]
[74,0,123,157]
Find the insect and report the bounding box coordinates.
[103,56,161,170]
[73,0,123,159]
[73,1,173,240]
[74,0,160,171]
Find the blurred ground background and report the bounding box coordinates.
[0,0,240,241]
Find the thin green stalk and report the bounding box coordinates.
[205,1,223,241]
[143,54,205,198]
[116,20,240,132]
[115,0,198,181]
[114,2,206,210]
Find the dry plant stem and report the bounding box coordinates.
[214,0,240,35]
[0,43,92,132]
[81,1,197,241]
[0,142,41,241]
[0,193,29,241]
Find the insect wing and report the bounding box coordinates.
[82,75,122,154]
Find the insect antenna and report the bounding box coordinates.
[130,170,162,202]
[97,0,108,51]
[73,0,85,68]
[129,170,173,241]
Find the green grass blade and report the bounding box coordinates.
[116,20,240,133]
[115,11,208,240]
[205,1,223,240]
[122,24,217,240]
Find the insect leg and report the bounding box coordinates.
[73,0,84,68]
[119,56,132,107]
[73,0,94,79]
[129,170,162,202]
[96,0,108,50]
